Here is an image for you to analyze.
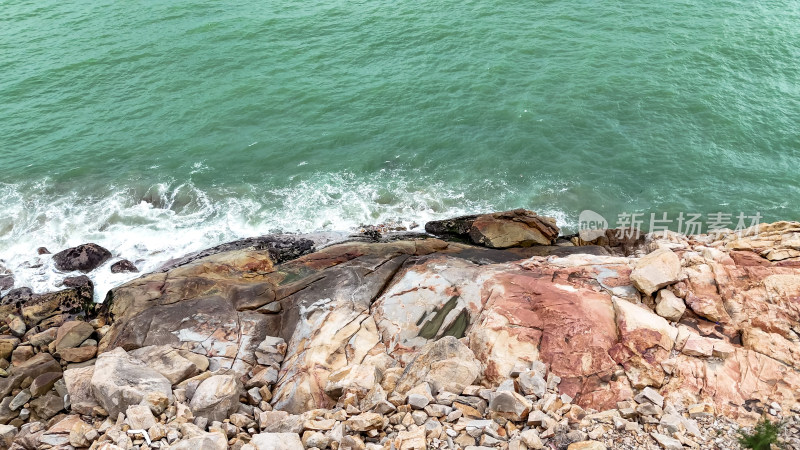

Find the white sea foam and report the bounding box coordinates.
[0,172,569,301]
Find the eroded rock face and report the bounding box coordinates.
[91,219,800,425]
[0,281,94,329]
[53,243,112,273]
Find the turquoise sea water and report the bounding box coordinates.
[1,0,799,294]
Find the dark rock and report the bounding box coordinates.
[110,259,139,273]
[0,265,13,291]
[30,372,62,397]
[52,243,112,272]
[157,235,315,272]
[425,209,560,248]
[37,247,50,255]
[0,397,18,425]
[0,287,33,308]
[61,275,92,290]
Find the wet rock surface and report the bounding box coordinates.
[0,213,798,449]
[53,243,113,273]
[110,260,139,274]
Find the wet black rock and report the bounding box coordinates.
[0,266,13,291]
[157,235,315,272]
[110,259,139,273]
[52,243,112,273]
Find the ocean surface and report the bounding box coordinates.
[2,0,799,297]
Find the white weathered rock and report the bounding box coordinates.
[393,426,426,450]
[651,432,683,450]
[488,390,532,421]
[254,336,287,367]
[167,432,228,450]
[324,364,379,401]
[520,429,544,449]
[91,347,173,417]
[125,404,157,430]
[517,370,546,398]
[567,442,607,450]
[635,386,665,408]
[630,249,681,295]
[393,336,481,396]
[654,290,685,322]
[249,432,304,450]
[346,412,385,432]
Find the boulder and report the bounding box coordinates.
[568,442,607,450]
[488,390,532,421]
[189,374,240,422]
[30,393,64,420]
[249,432,304,450]
[129,345,202,385]
[30,372,62,397]
[168,432,228,450]
[425,209,559,248]
[64,365,99,415]
[654,290,685,322]
[54,320,94,352]
[12,352,62,381]
[346,412,385,431]
[393,427,426,450]
[630,249,681,295]
[324,364,379,401]
[90,347,173,417]
[110,259,138,273]
[393,336,481,396]
[60,345,97,362]
[53,243,112,273]
[517,370,546,398]
[125,404,156,430]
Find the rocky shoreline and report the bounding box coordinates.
[1,209,799,449]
